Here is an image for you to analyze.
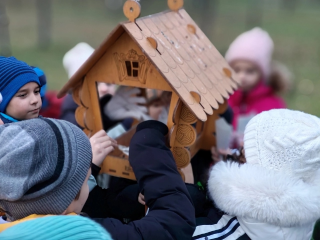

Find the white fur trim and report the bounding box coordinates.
[208,161,320,227]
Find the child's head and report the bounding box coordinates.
[63,43,117,99]
[230,60,262,92]
[0,57,42,120]
[243,109,320,179]
[225,27,274,92]
[0,118,92,221]
[208,109,320,226]
[97,82,116,97]
[63,42,94,79]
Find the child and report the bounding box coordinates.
[61,42,117,127]
[0,56,117,193]
[0,118,195,239]
[0,57,42,123]
[225,28,291,132]
[193,109,320,240]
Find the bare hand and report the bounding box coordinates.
[90,130,117,167]
[0,119,3,125]
[138,193,145,205]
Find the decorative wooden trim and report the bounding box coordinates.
[113,49,151,84]
[123,0,141,22]
[169,99,198,178]
[100,155,136,180]
[166,91,179,131]
[168,0,184,11]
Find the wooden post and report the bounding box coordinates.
[197,0,219,39]
[0,0,11,56]
[36,0,52,49]
[281,0,298,12]
[245,0,263,29]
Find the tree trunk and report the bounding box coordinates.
[245,0,263,29]
[281,0,298,12]
[0,0,11,56]
[197,0,219,38]
[36,0,52,49]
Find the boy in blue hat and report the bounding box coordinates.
[0,56,117,194]
[0,57,42,123]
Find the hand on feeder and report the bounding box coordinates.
[138,193,145,205]
[104,86,151,121]
[90,130,118,167]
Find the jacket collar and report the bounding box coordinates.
[208,161,320,227]
[0,213,77,232]
[230,81,274,105]
[0,113,18,123]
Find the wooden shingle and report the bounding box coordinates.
[58,9,239,121]
[121,9,238,120]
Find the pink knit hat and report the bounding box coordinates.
[225,27,274,79]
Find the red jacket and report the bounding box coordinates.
[228,81,286,129]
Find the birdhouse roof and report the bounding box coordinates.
[58,9,239,121]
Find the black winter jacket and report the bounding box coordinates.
[94,120,196,240]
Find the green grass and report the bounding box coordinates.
[4,0,320,114]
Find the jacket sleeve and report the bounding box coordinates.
[59,94,80,128]
[94,120,196,240]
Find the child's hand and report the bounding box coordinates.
[138,193,145,205]
[211,147,232,164]
[0,119,3,125]
[90,130,117,167]
[104,86,150,121]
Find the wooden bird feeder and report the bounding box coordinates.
[58,0,239,181]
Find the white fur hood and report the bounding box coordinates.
[208,161,320,228]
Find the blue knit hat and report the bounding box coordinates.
[31,66,47,98]
[0,215,113,240]
[0,57,40,112]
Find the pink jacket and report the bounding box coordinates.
[228,82,286,129]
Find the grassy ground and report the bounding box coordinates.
[4,0,320,115]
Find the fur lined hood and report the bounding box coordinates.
[208,161,320,227]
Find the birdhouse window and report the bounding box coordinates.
[125,60,139,77]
